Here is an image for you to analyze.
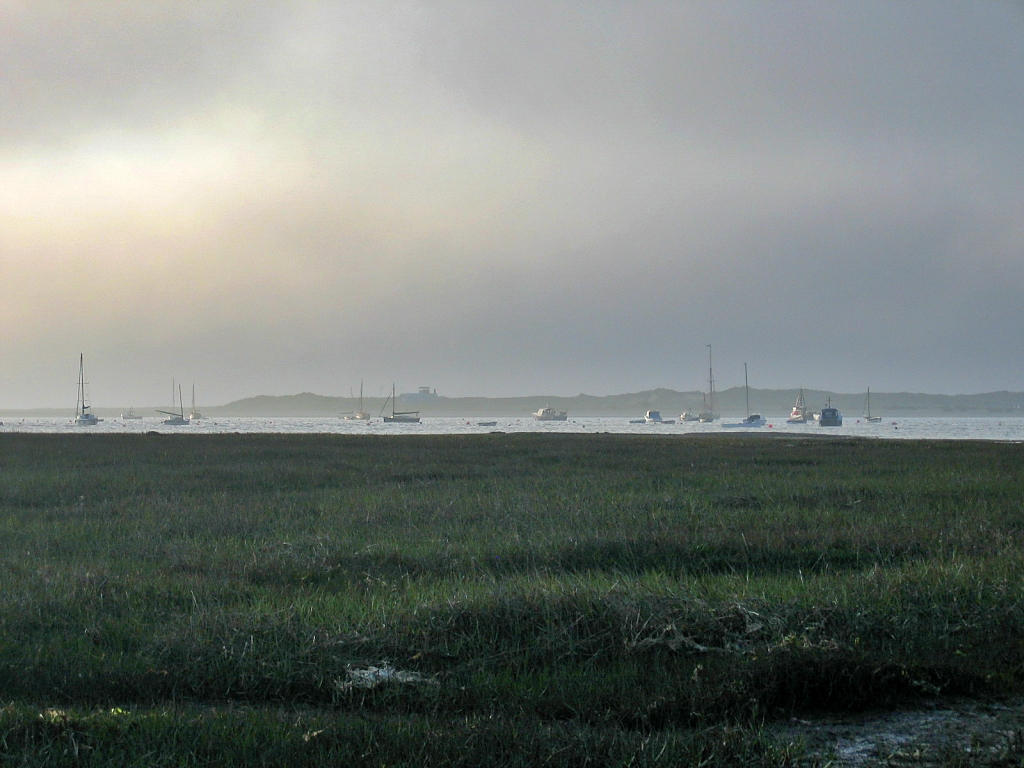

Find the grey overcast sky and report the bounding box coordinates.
[2,1,1023,408]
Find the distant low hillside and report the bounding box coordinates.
[201,389,1024,418]
[4,389,1022,419]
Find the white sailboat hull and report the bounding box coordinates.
[75,354,101,425]
[157,382,189,425]
[863,388,881,422]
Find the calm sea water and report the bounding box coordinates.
[3,416,1022,441]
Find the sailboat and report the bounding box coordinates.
[158,381,189,425]
[343,381,371,421]
[863,388,882,422]
[787,389,811,423]
[381,384,420,423]
[121,408,142,420]
[188,383,202,421]
[698,344,719,422]
[74,354,101,426]
[723,363,766,428]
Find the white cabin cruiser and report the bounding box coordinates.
[533,406,567,421]
[644,410,675,424]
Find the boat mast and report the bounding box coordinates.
[707,344,715,414]
[77,354,86,416]
[744,362,749,418]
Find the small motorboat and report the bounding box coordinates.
[644,410,675,424]
[723,413,766,428]
[533,406,567,421]
[819,398,843,427]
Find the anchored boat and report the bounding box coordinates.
[533,406,568,421]
[723,364,766,428]
[698,344,719,422]
[74,354,101,426]
[787,389,811,423]
[382,384,420,423]
[158,381,189,425]
[863,388,881,422]
[819,398,843,427]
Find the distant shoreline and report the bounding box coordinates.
[4,387,1023,419]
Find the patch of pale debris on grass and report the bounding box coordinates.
[771,698,1024,766]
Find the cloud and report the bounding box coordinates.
[0,2,1022,407]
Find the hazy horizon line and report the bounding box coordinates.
[7,385,1024,413]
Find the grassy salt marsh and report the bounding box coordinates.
[0,432,1023,766]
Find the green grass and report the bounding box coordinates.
[0,432,1022,765]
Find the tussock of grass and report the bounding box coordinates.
[0,433,1022,764]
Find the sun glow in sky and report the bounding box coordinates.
[1,2,1023,408]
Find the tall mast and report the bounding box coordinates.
[78,354,85,416]
[707,344,714,413]
[744,362,749,418]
